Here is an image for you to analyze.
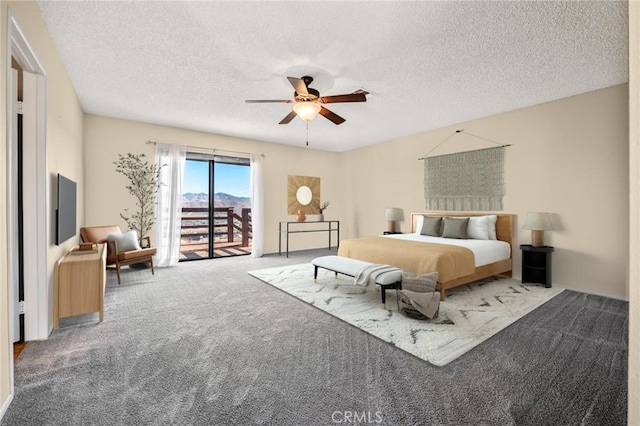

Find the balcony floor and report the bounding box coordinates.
[180,241,252,260]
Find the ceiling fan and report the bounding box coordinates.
[245,76,367,125]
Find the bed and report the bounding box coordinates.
[337,212,514,300]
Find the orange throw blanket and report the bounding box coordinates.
[337,236,475,283]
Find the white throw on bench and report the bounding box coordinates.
[311,255,402,309]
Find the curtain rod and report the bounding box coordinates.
[145,140,265,158]
[418,129,511,160]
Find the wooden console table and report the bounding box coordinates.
[54,244,107,329]
[279,220,340,257]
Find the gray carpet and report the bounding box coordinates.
[2,249,627,425]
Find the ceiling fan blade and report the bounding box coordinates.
[287,77,308,96]
[319,106,346,125]
[245,99,293,103]
[279,110,298,124]
[319,93,367,103]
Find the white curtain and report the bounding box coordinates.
[250,153,264,257]
[154,143,186,267]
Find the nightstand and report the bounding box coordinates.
[520,244,554,288]
[383,231,403,235]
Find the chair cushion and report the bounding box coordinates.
[118,247,156,261]
[80,225,122,243]
[107,230,141,252]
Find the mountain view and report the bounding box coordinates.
[182,192,251,214]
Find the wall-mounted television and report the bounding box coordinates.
[56,174,77,245]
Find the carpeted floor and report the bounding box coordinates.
[2,249,628,425]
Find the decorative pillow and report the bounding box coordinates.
[420,217,443,237]
[487,215,498,240]
[107,230,141,253]
[414,215,424,235]
[467,216,492,240]
[441,217,469,239]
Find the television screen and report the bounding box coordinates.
[56,174,77,245]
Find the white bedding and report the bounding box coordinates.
[382,233,511,267]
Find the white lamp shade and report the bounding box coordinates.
[384,207,404,221]
[523,212,553,231]
[292,102,321,121]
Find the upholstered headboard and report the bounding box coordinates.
[410,212,514,249]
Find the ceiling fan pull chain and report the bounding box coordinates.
[306,122,309,146]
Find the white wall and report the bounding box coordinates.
[341,85,629,300]
[83,114,343,253]
[628,3,639,424]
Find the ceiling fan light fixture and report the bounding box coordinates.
[293,101,321,121]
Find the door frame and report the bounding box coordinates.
[181,154,251,260]
[5,8,48,377]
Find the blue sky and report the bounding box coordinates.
[183,160,251,197]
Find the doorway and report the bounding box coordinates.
[8,63,25,345]
[180,154,252,260]
[5,12,49,404]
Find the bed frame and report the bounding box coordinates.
[410,212,514,300]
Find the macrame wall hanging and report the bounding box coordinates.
[419,130,510,212]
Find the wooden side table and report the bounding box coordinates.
[520,244,554,288]
[54,244,107,329]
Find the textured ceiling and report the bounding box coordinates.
[37,1,628,152]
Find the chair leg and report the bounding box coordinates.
[149,258,155,275]
[115,264,122,285]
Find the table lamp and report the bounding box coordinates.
[384,208,404,233]
[523,212,553,247]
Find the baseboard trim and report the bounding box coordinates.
[562,286,628,302]
[0,393,14,421]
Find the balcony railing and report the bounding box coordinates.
[180,207,252,258]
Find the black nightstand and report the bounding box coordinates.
[520,244,554,288]
[383,231,403,235]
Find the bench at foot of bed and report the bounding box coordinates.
[311,255,402,309]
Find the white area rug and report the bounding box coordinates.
[249,263,564,366]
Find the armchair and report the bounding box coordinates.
[80,225,156,284]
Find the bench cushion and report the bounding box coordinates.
[312,255,372,275]
[312,255,402,284]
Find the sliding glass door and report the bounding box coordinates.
[180,154,252,260]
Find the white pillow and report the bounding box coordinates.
[107,230,141,252]
[467,216,489,240]
[414,215,424,235]
[466,215,498,240]
[486,215,498,240]
[466,216,491,240]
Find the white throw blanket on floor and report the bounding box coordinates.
[354,264,401,286]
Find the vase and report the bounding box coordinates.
[318,213,324,222]
[296,209,306,222]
